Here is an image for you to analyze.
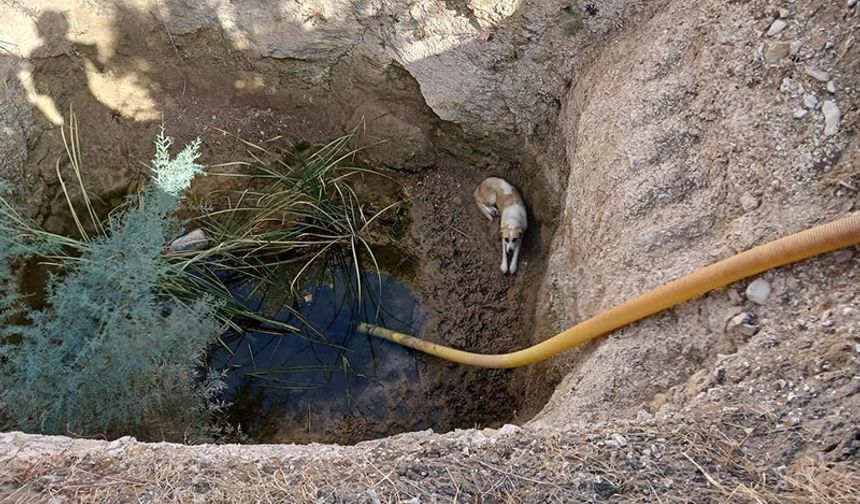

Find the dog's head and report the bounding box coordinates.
[501,225,523,255]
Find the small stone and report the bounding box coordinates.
[729,312,760,336]
[793,108,808,119]
[168,228,210,254]
[780,77,797,93]
[713,366,726,384]
[778,8,791,18]
[765,42,792,62]
[650,393,667,412]
[805,68,831,82]
[855,343,860,354]
[850,0,858,8]
[740,191,759,211]
[606,433,628,449]
[728,289,744,305]
[827,80,836,93]
[833,250,854,263]
[767,19,788,36]
[746,279,772,304]
[496,424,522,436]
[803,93,819,109]
[366,489,382,504]
[790,40,803,56]
[822,101,841,135]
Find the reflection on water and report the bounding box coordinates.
[209,267,430,444]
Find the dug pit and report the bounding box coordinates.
[1,2,562,445]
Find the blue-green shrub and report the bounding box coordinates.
[0,132,222,440]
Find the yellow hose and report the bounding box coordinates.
[358,212,860,368]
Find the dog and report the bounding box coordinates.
[473,177,527,274]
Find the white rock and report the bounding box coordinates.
[767,19,788,36]
[790,40,803,56]
[793,108,808,119]
[803,93,819,109]
[804,68,830,82]
[168,228,210,254]
[740,191,759,211]
[729,312,760,336]
[778,8,791,18]
[746,279,772,304]
[822,101,841,135]
[606,433,628,449]
[496,424,522,436]
[827,80,836,93]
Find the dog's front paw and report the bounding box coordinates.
[500,262,508,274]
[509,263,517,274]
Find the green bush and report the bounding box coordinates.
[0,130,222,440]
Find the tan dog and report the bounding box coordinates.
[473,177,527,274]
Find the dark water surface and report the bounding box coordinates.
[209,267,430,443]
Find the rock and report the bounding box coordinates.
[496,424,522,436]
[366,489,382,504]
[780,78,796,93]
[790,40,803,56]
[827,80,836,93]
[803,94,819,109]
[767,19,788,36]
[850,0,859,8]
[778,8,791,18]
[729,312,760,336]
[168,229,210,254]
[650,393,668,413]
[606,433,628,449]
[727,289,744,305]
[833,250,854,263]
[765,41,792,62]
[740,191,759,211]
[793,108,808,119]
[746,278,772,304]
[805,68,831,82]
[822,101,841,135]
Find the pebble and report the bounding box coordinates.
[805,68,830,82]
[746,279,772,304]
[767,19,788,36]
[790,40,803,56]
[803,93,819,109]
[778,8,791,18]
[833,250,854,263]
[168,228,210,254]
[729,312,760,336]
[606,433,628,449]
[740,191,759,211]
[728,289,744,305]
[827,80,836,93]
[793,108,808,119]
[496,424,522,436]
[822,101,841,135]
[765,42,792,62]
[780,77,798,93]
